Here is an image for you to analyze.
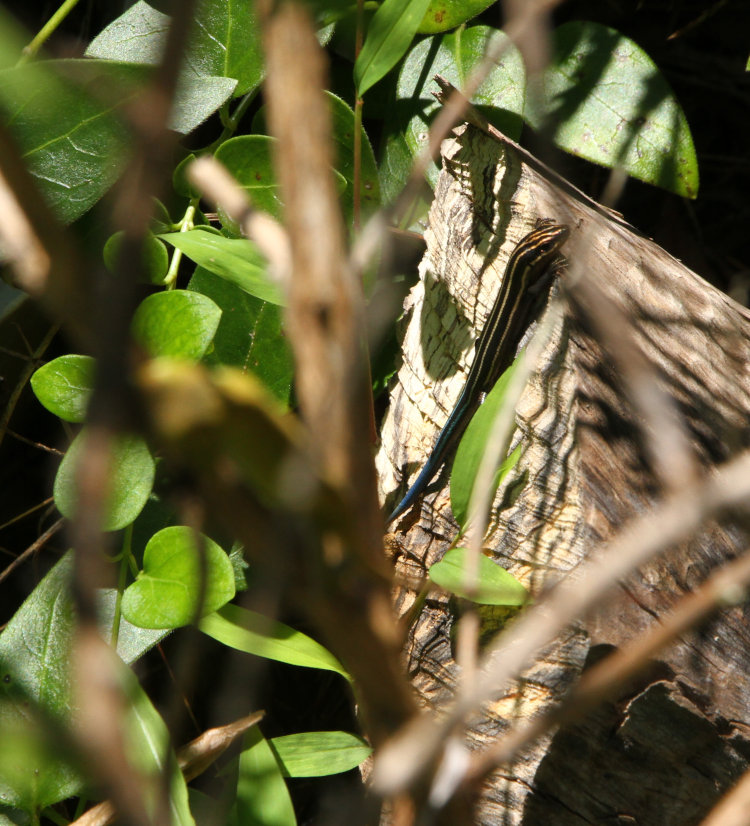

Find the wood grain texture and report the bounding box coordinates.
[376,123,750,824]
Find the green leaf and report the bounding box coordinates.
[216,98,380,228]
[0,719,78,815]
[172,153,200,199]
[230,728,296,826]
[53,431,155,531]
[428,547,528,605]
[122,527,236,629]
[0,559,79,811]
[86,0,264,97]
[85,1,170,64]
[530,21,699,198]
[132,289,222,361]
[269,732,371,778]
[30,354,95,424]
[0,59,132,224]
[98,589,170,664]
[120,666,195,826]
[354,0,433,97]
[182,0,264,97]
[214,135,283,226]
[0,554,171,811]
[418,0,496,34]
[326,91,381,222]
[188,267,293,405]
[450,358,524,529]
[170,73,237,134]
[159,230,284,305]
[0,59,235,224]
[200,604,351,682]
[396,26,525,186]
[103,231,170,284]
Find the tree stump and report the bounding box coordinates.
[376,122,750,824]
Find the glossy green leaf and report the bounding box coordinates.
[530,21,699,198]
[0,59,131,224]
[428,547,528,605]
[188,267,293,405]
[53,431,155,531]
[326,91,381,222]
[0,554,170,811]
[172,153,200,199]
[230,728,296,826]
[450,357,525,529]
[121,666,195,826]
[122,527,236,629]
[217,98,380,227]
[103,231,170,284]
[378,128,432,226]
[182,0,264,97]
[200,604,351,681]
[0,60,234,224]
[159,230,284,305]
[0,718,78,815]
[397,26,525,185]
[214,135,283,226]
[132,289,222,361]
[354,0,433,96]
[151,198,176,234]
[98,588,170,665]
[85,1,170,64]
[30,355,95,424]
[270,731,371,778]
[87,0,264,97]
[418,0,496,34]
[171,73,237,134]
[0,559,79,811]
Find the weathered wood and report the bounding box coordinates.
[376,122,750,824]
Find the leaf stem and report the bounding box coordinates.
[164,202,197,287]
[17,0,82,65]
[206,87,260,153]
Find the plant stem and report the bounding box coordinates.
[353,0,365,231]
[164,202,197,287]
[17,0,82,65]
[0,323,59,454]
[206,87,260,153]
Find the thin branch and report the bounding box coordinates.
[0,519,63,587]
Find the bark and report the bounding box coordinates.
[376,122,750,825]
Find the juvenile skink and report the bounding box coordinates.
[387,220,569,524]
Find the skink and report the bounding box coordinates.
[387,220,569,525]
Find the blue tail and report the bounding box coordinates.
[386,389,474,524]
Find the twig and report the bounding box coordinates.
[0,322,59,453]
[0,519,63,587]
[700,763,750,826]
[68,4,199,826]
[257,0,416,748]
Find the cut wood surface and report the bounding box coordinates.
[376,122,750,824]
